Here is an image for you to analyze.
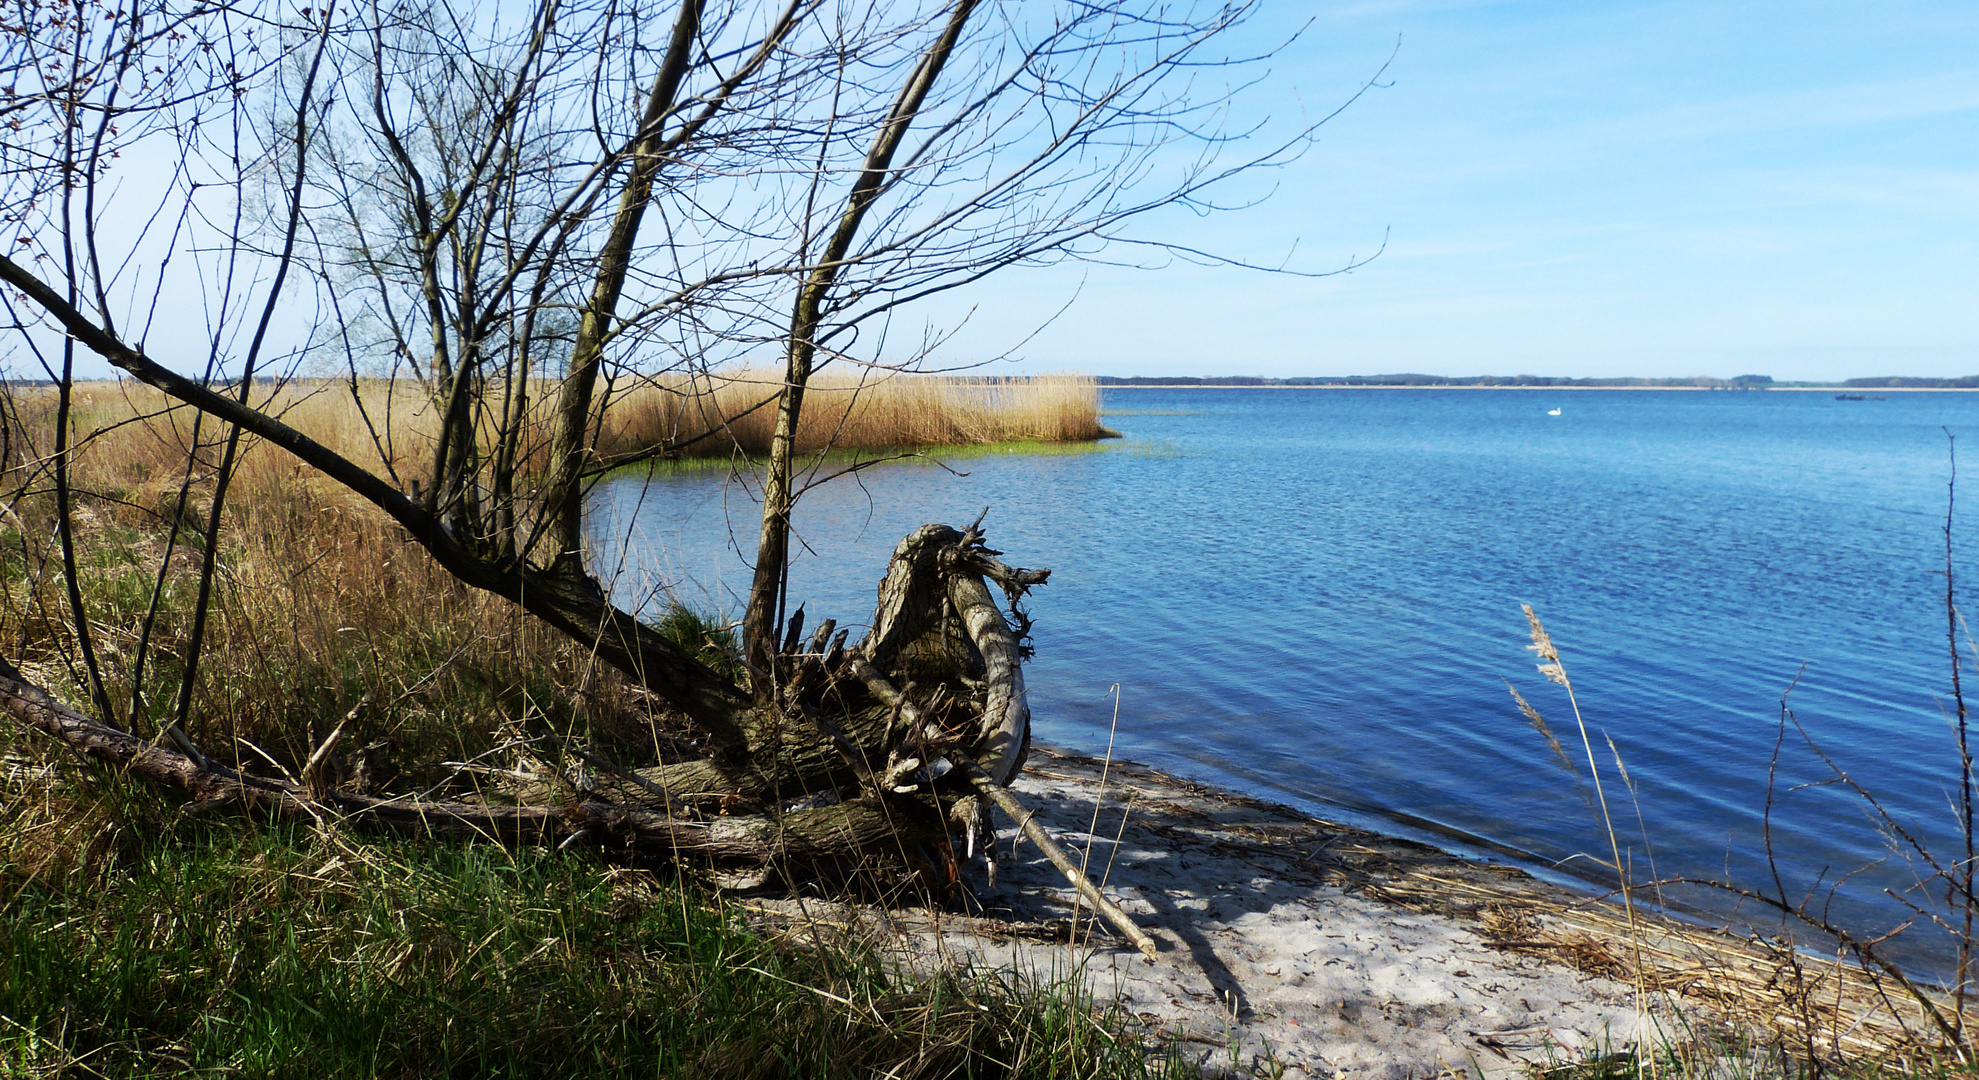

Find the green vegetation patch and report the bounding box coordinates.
[0,788,1185,1080]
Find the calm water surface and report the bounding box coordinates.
[590,388,1979,970]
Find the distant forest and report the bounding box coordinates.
[1838,376,1979,389]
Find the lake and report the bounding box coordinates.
[589,387,1979,973]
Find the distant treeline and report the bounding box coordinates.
[1840,376,1979,389]
[1097,374,1780,388]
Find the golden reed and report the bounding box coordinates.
[26,370,1107,476]
[0,370,1109,769]
[595,370,1111,461]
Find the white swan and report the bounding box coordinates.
[1547,407,1562,416]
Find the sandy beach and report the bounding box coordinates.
[747,746,1936,1078]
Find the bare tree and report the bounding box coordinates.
[0,0,1374,909]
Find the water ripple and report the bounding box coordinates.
[590,388,1979,973]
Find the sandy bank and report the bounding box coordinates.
[747,747,1936,1078]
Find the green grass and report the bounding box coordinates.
[0,781,1191,1079]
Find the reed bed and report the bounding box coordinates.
[596,370,1113,461]
[34,369,1109,479]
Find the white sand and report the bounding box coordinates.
[750,747,1705,1079]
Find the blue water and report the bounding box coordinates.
[589,388,1979,972]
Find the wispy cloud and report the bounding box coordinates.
[1583,72,1979,144]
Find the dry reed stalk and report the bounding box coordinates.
[597,370,1109,461]
[1516,607,1651,1013]
[34,369,1105,477]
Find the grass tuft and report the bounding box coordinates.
[0,767,1190,1079]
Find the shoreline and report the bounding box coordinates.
[750,745,1948,1077]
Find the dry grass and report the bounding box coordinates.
[0,378,642,786]
[0,367,1106,784]
[596,370,1112,461]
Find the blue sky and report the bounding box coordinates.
[954,0,1979,381]
[21,1,1971,384]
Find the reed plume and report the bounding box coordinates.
[1507,680,1578,779]
[1511,606,1649,1012]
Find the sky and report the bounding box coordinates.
[14,0,1972,385]
[947,0,1979,382]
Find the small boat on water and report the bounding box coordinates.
[1836,394,1865,401]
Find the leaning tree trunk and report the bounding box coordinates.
[0,519,1159,952]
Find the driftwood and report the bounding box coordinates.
[0,651,952,857]
[0,522,1160,953]
[953,756,1161,959]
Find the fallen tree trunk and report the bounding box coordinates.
[0,651,952,859]
[0,523,1160,953]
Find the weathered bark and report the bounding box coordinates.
[595,700,898,809]
[0,653,949,864]
[854,522,1043,785]
[953,756,1160,959]
[589,522,1046,811]
[864,525,965,666]
[946,570,1033,785]
[577,795,950,864]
